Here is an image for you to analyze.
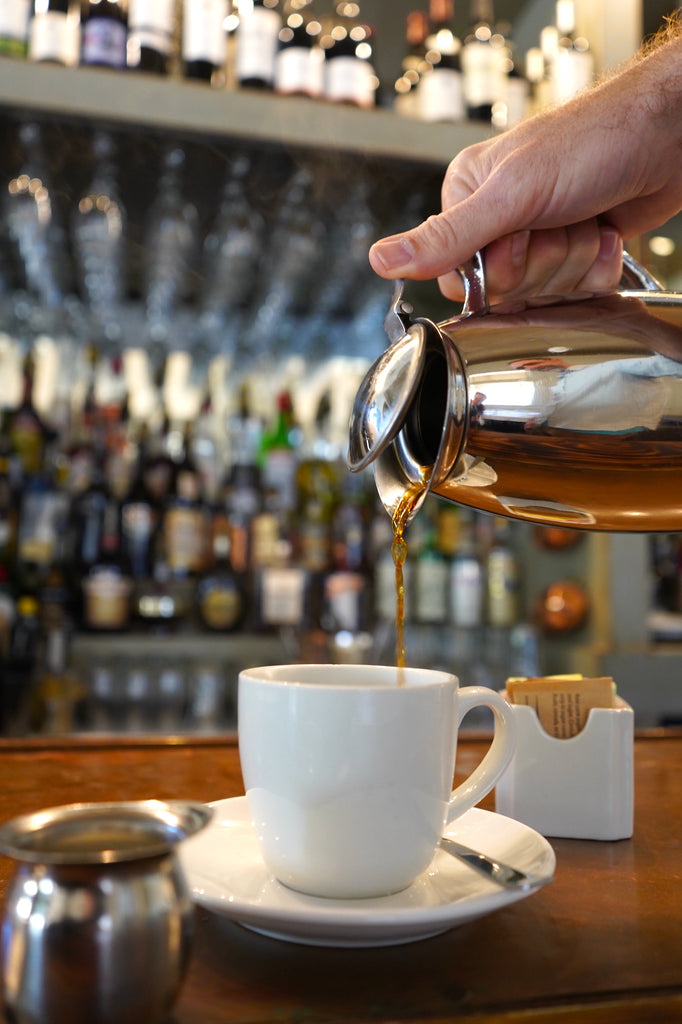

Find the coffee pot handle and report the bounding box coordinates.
[620,251,664,292]
[456,249,663,313]
[457,251,490,316]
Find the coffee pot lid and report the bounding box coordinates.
[347,281,428,472]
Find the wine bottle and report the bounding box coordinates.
[80,0,128,70]
[196,509,246,632]
[322,0,376,108]
[393,10,430,118]
[120,425,158,583]
[0,0,30,57]
[486,517,519,629]
[236,0,281,90]
[417,0,464,123]
[182,0,227,83]
[413,516,448,626]
[449,510,484,628]
[126,0,175,73]
[552,0,593,105]
[461,0,502,123]
[493,22,529,130]
[274,0,322,98]
[7,351,51,479]
[28,0,79,64]
[257,390,298,535]
[162,421,208,582]
[81,495,131,631]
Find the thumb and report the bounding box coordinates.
[369,187,519,281]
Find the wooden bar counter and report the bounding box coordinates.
[1,731,681,1024]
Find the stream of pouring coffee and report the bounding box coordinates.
[391,477,430,677]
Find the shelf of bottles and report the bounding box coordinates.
[0,0,600,157]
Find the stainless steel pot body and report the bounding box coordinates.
[0,800,212,1024]
[350,254,682,531]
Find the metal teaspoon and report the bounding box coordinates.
[439,837,553,892]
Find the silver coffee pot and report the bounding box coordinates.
[348,252,682,531]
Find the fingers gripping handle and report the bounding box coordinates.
[447,687,517,823]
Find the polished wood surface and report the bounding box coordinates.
[1,733,682,1024]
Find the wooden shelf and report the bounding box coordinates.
[0,59,491,166]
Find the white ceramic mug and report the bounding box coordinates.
[238,664,516,899]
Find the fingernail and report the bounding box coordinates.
[598,227,620,261]
[510,230,530,265]
[370,236,415,271]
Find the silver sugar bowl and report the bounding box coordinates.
[0,799,212,1024]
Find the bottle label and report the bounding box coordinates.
[499,73,528,129]
[129,26,172,55]
[129,0,175,36]
[260,566,306,626]
[18,490,63,567]
[414,558,449,624]
[165,507,206,572]
[236,6,280,83]
[200,585,242,630]
[486,548,518,627]
[82,18,127,68]
[418,67,465,122]
[182,0,227,64]
[0,0,29,50]
[461,40,502,107]
[450,558,484,628]
[263,450,297,512]
[275,45,318,96]
[325,55,375,108]
[325,570,365,633]
[83,569,130,629]
[9,412,44,476]
[553,47,594,104]
[121,501,153,542]
[29,10,79,65]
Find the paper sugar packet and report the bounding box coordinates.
[505,674,616,739]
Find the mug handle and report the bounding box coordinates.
[446,687,517,823]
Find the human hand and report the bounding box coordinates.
[369,32,682,303]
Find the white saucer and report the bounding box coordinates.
[181,797,555,948]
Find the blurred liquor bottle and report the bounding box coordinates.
[80,0,128,69]
[461,0,501,123]
[449,509,484,629]
[486,516,519,628]
[274,0,323,98]
[0,0,30,57]
[393,9,430,118]
[196,507,246,632]
[417,0,464,123]
[236,0,281,90]
[126,0,175,73]
[182,0,227,84]
[413,511,448,626]
[552,0,593,105]
[28,0,79,65]
[7,351,52,480]
[323,0,377,109]
[162,421,209,585]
